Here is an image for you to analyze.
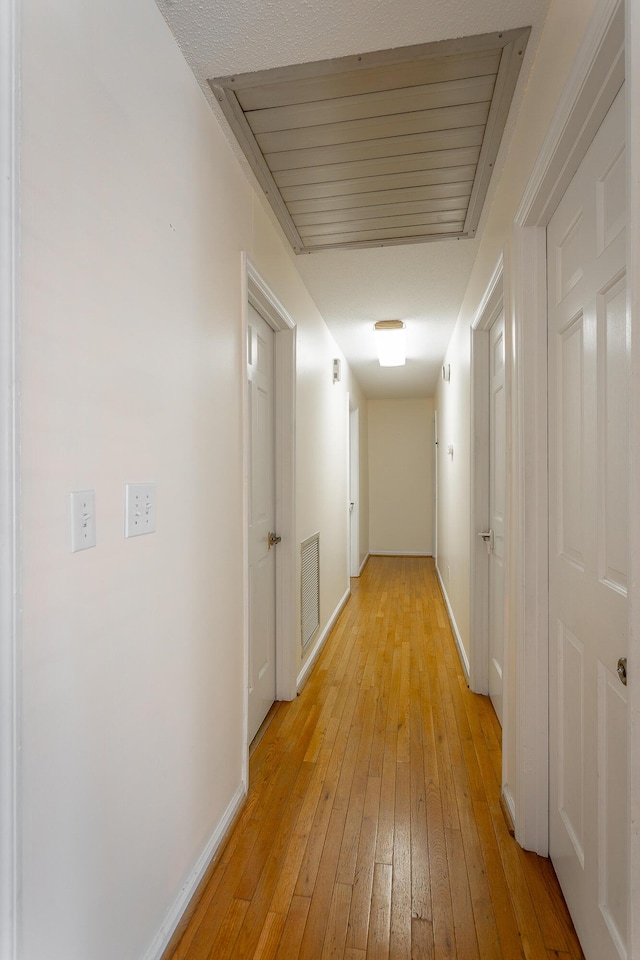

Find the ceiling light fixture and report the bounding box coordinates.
[374,320,406,367]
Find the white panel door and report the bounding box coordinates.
[548,87,628,960]
[247,305,277,743]
[349,407,360,577]
[488,310,506,724]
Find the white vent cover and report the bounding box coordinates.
[209,29,531,253]
[301,533,320,650]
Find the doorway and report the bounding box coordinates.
[349,406,360,577]
[243,259,297,760]
[547,85,628,959]
[470,257,506,720]
[246,304,277,742]
[511,0,627,863]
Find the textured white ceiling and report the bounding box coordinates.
[156,0,551,397]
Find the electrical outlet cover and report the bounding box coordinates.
[70,490,96,552]
[125,483,156,538]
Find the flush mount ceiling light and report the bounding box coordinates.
[374,320,406,366]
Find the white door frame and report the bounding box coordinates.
[349,406,360,577]
[628,0,640,947]
[470,254,505,698]
[434,410,438,565]
[1,0,20,955]
[511,0,629,873]
[242,256,297,777]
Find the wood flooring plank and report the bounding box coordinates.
[171,863,227,960]
[518,849,585,958]
[304,687,339,763]
[366,862,393,960]
[204,898,249,960]
[428,664,460,831]
[294,771,341,897]
[252,912,287,960]
[488,797,550,959]
[345,776,381,951]
[297,805,350,956]
[472,799,525,959]
[320,882,353,960]
[234,756,314,901]
[182,836,260,959]
[445,827,480,959]
[425,781,456,959]
[390,760,412,960]
[409,670,431,923]
[397,641,411,763]
[335,701,375,883]
[411,917,435,960]
[452,780,501,959]
[374,728,397,865]
[457,678,501,797]
[273,896,310,960]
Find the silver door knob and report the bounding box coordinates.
[478,530,494,552]
[617,657,627,686]
[268,532,282,550]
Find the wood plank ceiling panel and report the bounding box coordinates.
[209,29,530,253]
[287,182,473,215]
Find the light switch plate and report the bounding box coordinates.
[125,483,156,538]
[70,490,96,552]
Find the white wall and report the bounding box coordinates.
[368,398,434,555]
[348,379,370,573]
[435,0,599,815]
[19,1,356,957]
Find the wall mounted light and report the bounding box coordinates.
[442,363,451,381]
[374,320,406,367]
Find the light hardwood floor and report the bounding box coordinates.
[168,556,584,960]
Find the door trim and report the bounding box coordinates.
[628,0,640,949]
[0,0,20,954]
[242,256,297,776]
[470,254,505,697]
[349,406,360,577]
[511,0,625,859]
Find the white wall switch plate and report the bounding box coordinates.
[125,483,156,538]
[70,490,96,552]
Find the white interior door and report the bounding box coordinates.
[548,87,628,960]
[434,411,438,564]
[247,304,277,743]
[488,310,506,724]
[349,407,359,577]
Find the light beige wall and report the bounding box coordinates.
[435,321,471,645]
[368,398,434,555]
[20,1,356,957]
[435,0,599,806]
[347,376,370,573]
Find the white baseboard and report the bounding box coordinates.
[370,550,433,557]
[502,783,516,826]
[143,782,246,960]
[297,586,350,692]
[357,553,370,576]
[435,563,470,681]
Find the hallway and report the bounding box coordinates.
[168,557,583,960]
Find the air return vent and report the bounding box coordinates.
[301,533,320,650]
[209,28,531,253]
